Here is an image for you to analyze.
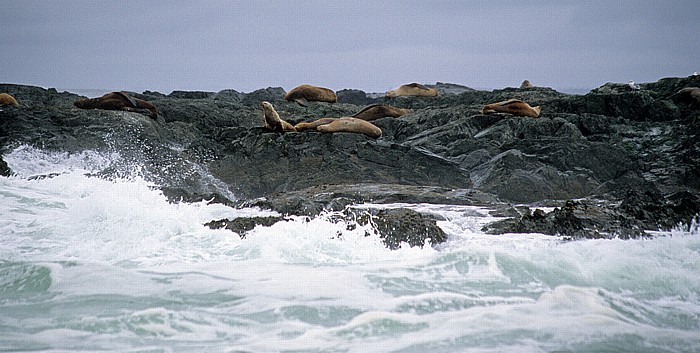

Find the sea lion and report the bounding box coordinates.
[385,83,438,98]
[519,80,534,88]
[284,84,337,106]
[351,104,411,121]
[74,92,158,118]
[0,93,19,106]
[260,101,296,132]
[294,117,337,132]
[481,99,541,118]
[672,87,700,107]
[316,117,382,138]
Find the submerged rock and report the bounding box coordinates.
[205,216,289,238]
[0,156,10,176]
[206,206,447,249]
[358,208,447,250]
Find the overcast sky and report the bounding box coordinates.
[1,0,698,94]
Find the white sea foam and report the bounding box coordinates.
[2,146,700,352]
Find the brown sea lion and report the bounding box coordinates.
[316,117,382,138]
[0,93,19,106]
[519,80,534,88]
[672,87,700,108]
[260,101,296,132]
[294,117,337,132]
[284,84,337,106]
[481,99,541,118]
[74,92,159,118]
[385,83,438,98]
[351,104,411,121]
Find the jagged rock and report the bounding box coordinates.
[336,89,369,105]
[241,87,286,106]
[168,91,214,99]
[205,216,289,238]
[1,77,699,241]
[483,191,700,239]
[369,208,447,249]
[0,156,10,176]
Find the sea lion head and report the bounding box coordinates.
[520,80,534,88]
[260,101,276,117]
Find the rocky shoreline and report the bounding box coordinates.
[1,77,699,248]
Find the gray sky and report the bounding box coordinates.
[1,0,699,94]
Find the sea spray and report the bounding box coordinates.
[1,146,700,352]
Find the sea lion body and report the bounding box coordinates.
[74,92,158,118]
[386,83,438,98]
[260,101,296,132]
[481,99,541,118]
[672,87,700,107]
[284,84,337,106]
[0,93,19,106]
[519,80,534,88]
[315,117,382,138]
[351,104,411,121]
[294,118,337,132]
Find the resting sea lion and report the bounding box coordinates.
[351,104,411,121]
[316,117,382,138]
[260,101,296,132]
[74,92,159,118]
[672,87,700,108]
[0,93,19,106]
[294,117,337,132]
[386,83,438,98]
[481,99,541,118]
[519,80,534,88]
[284,84,337,106]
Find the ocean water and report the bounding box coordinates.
[1,146,699,353]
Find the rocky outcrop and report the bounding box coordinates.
[482,191,700,239]
[1,76,699,246]
[205,216,290,238]
[350,207,447,250]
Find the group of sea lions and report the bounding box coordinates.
[262,95,405,138]
[265,83,427,138]
[275,83,541,137]
[4,81,699,139]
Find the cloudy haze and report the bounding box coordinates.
[1,0,698,94]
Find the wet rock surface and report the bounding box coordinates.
[2,76,699,246]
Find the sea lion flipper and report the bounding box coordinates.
[294,98,309,107]
[116,91,140,108]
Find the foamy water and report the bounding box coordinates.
[1,146,699,352]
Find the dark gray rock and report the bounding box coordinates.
[243,183,500,216]
[241,87,286,106]
[2,76,700,243]
[208,130,471,198]
[168,90,214,99]
[336,89,369,105]
[205,216,289,238]
[356,208,447,250]
[483,191,700,239]
[0,156,10,176]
